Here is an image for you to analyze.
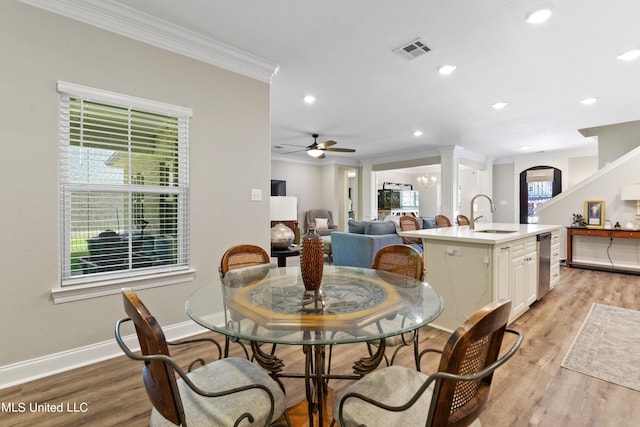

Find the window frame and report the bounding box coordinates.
[54,81,194,302]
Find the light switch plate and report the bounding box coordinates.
[250,188,262,201]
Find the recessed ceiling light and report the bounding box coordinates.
[519,145,531,150]
[526,8,552,24]
[303,95,316,104]
[413,130,423,137]
[438,65,457,75]
[580,97,598,105]
[492,102,508,110]
[617,50,640,61]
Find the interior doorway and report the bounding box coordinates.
[346,169,358,223]
[519,166,562,224]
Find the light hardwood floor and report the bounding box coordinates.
[1,266,639,426]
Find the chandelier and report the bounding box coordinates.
[418,174,437,189]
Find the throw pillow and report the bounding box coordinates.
[348,220,366,234]
[365,221,397,235]
[420,217,437,229]
[315,217,329,229]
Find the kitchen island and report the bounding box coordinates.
[400,223,561,331]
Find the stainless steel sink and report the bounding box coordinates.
[476,229,517,234]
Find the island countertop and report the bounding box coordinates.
[399,223,562,244]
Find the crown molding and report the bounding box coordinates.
[19,0,280,83]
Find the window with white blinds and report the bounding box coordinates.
[58,82,191,286]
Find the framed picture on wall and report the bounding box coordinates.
[585,200,604,229]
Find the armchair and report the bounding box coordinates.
[305,209,338,236]
[305,209,337,261]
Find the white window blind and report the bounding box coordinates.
[58,82,191,285]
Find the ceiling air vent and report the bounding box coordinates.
[393,38,431,60]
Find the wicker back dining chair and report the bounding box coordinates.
[333,299,522,427]
[115,289,289,427]
[372,243,424,281]
[219,244,275,358]
[435,214,452,228]
[399,215,423,247]
[457,214,471,226]
[219,244,271,278]
[369,244,425,369]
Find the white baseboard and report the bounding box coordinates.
[0,312,224,390]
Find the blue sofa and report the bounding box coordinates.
[331,217,436,268]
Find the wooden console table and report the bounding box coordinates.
[566,227,640,273]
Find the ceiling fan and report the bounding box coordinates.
[284,134,356,159]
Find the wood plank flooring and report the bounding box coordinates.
[1,266,639,426]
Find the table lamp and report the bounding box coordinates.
[621,184,640,229]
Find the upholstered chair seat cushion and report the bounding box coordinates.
[336,365,482,427]
[335,365,434,427]
[149,357,286,427]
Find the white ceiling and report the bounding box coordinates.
[45,1,640,163]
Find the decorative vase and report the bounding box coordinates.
[300,228,324,291]
[271,223,295,250]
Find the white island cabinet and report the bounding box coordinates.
[400,223,561,332]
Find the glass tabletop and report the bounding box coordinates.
[186,265,443,346]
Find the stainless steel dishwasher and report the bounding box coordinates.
[537,232,551,300]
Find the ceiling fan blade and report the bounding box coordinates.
[318,140,337,148]
[281,148,307,154]
[325,147,356,152]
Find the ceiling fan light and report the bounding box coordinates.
[526,8,552,24]
[438,65,457,75]
[617,50,640,61]
[307,149,324,157]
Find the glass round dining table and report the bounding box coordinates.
[185,265,444,426]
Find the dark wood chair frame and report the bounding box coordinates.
[334,299,523,427]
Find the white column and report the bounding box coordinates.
[439,146,464,220]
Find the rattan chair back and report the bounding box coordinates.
[372,244,424,281]
[427,299,512,426]
[219,244,270,278]
[435,215,452,228]
[399,215,423,246]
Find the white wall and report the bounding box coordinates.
[271,160,341,231]
[580,120,640,168]
[493,163,515,222]
[539,146,640,259]
[0,2,270,371]
[568,156,599,187]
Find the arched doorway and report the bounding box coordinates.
[519,166,562,224]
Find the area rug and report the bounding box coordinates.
[561,303,640,391]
